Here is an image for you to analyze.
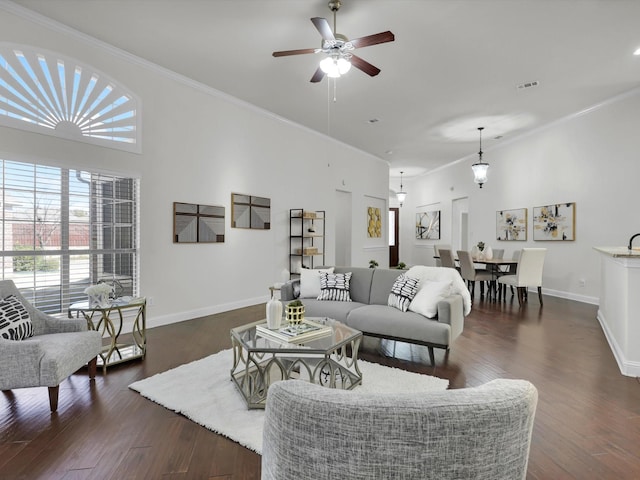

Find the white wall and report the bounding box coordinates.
[399,88,640,305]
[0,7,389,327]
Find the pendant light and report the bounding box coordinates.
[396,171,407,207]
[471,127,489,188]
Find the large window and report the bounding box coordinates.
[0,159,139,314]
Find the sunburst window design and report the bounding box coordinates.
[0,44,140,153]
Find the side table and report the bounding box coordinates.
[68,297,147,373]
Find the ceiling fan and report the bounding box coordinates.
[272,0,395,83]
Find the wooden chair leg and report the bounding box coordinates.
[48,385,59,412]
[516,287,524,306]
[480,281,485,298]
[537,286,543,305]
[88,357,97,380]
[427,346,435,366]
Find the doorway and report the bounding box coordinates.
[389,207,399,267]
[451,197,469,252]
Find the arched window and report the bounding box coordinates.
[0,43,141,153]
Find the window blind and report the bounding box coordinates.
[0,159,139,314]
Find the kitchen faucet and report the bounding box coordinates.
[628,233,640,251]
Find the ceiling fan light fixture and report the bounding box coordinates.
[320,55,351,77]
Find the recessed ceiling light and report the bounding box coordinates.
[367,118,380,124]
[634,47,640,56]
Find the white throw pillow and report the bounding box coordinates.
[299,267,334,298]
[409,280,452,318]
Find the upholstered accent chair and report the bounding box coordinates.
[262,379,538,480]
[0,280,102,412]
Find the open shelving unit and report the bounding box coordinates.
[289,209,325,278]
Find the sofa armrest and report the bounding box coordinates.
[280,279,300,301]
[436,294,464,342]
[39,310,87,334]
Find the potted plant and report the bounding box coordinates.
[396,262,407,270]
[369,259,379,269]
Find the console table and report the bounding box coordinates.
[68,297,147,373]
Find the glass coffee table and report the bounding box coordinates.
[230,317,362,409]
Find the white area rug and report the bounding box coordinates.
[129,349,448,454]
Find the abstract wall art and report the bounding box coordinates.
[496,208,527,241]
[416,210,441,240]
[231,193,271,229]
[533,203,575,241]
[367,206,382,238]
[174,202,225,243]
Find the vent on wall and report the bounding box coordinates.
[517,80,540,90]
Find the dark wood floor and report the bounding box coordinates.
[1,293,640,479]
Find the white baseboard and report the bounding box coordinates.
[538,287,599,306]
[597,309,640,377]
[147,295,268,330]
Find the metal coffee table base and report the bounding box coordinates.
[230,337,362,409]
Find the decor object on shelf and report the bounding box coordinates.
[497,208,528,241]
[84,283,114,308]
[367,206,382,238]
[471,126,489,188]
[416,210,440,239]
[231,193,270,229]
[266,289,283,330]
[289,209,325,275]
[533,203,575,241]
[174,202,225,243]
[271,0,395,83]
[285,300,305,325]
[396,171,407,206]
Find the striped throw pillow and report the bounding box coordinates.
[388,274,420,312]
[0,295,34,340]
[317,272,352,302]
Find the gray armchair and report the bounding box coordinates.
[262,379,538,480]
[0,280,102,412]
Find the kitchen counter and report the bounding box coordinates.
[594,247,640,377]
[593,246,640,258]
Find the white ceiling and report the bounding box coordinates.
[9,0,640,178]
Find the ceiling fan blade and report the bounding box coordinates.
[310,67,326,83]
[311,17,335,41]
[350,54,381,77]
[349,31,395,49]
[272,48,317,57]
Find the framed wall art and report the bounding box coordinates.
[496,208,527,241]
[533,203,575,241]
[174,202,225,243]
[416,210,440,240]
[367,206,382,238]
[231,193,271,229]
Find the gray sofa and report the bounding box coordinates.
[281,266,465,365]
[262,379,538,480]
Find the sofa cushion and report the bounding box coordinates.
[317,272,352,302]
[387,274,420,312]
[0,295,34,340]
[333,267,374,304]
[409,280,452,319]
[298,299,366,324]
[345,304,450,346]
[370,269,405,305]
[299,267,334,298]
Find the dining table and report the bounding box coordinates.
[434,255,519,300]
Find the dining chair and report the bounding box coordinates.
[433,244,451,267]
[438,248,459,272]
[498,248,546,306]
[457,250,493,299]
[498,250,520,299]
